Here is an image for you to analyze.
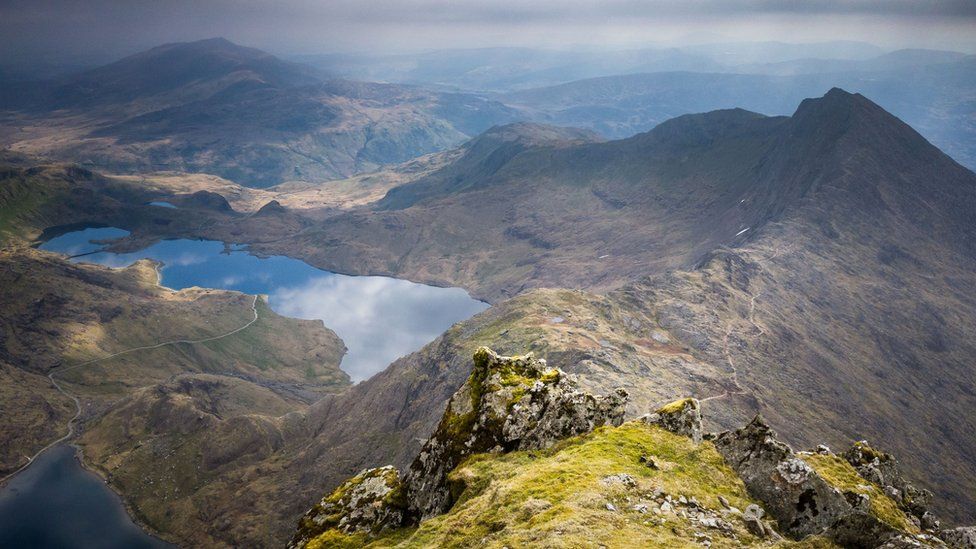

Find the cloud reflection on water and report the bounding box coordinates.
[271,276,487,381]
[40,229,488,381]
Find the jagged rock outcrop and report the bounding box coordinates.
[844,441,937,530]
[403,346,628,519]
[290,466,405,548]
[940,526,976,548]
[290,347,627,545]
[714,416,853,538]
[292,378,974,548]
[641,397,702,443]
[713,416,940,548]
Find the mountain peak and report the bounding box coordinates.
[786,87,946,167]
[46,38,317,109]
[140,37,267,61]
[792,87,877,121]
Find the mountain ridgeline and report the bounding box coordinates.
[285,88,974,303]
[498,52,976,170]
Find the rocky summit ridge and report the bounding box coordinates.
[290,347,627,546]
[291,349,975,548]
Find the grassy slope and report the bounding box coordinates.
[309,422,837,548]
[0,362,75,472]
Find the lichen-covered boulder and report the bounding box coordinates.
[403,346,628,520]
[714,417,851,538]
[844,440,936,529]
[289,466,405,548]
[713,415,926,547]
[642,397,702,443]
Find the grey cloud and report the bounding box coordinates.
[1,0,974,63]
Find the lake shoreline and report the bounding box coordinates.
[70,443,180,548]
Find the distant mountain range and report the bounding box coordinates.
[2,37,976,546]
[2,38,974,187]
[0,38,518,187]
[294,40,891,91]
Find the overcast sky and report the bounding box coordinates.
[1,0,974,63]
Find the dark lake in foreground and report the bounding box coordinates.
[0,445,172,548]
[4,226,489,547]
[40,226,489,382]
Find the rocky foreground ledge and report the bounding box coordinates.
[290,348,975,548]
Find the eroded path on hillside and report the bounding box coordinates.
[700,244,791,404]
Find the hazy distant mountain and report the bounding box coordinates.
[295,41,888,92]
[40,37,321,112]
[4,39,972,187]
[295,46,726,91]
[0,38,519,187]
[681,39,886,65]
[502,56,976,170]
[736,48,971,75]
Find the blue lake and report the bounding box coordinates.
[40,227,489,382]
[0,445,172,548]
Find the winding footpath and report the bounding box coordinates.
[700,245,791,404]
[699,286,764,404]
[0,295,261,486]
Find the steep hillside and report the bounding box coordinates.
[0,246,349,481]
[231,89,976,533]
[0,39,518,187]
[294,89,976,522]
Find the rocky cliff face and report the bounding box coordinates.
[291,348,972,548]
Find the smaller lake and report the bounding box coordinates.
[40,227,488,382]
[0,445,172,548]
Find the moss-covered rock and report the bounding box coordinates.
[290,349,960,549]
[290,466,406,548]
[403,346,628,519]
[843,440,937,530]
[301,421,797,548]
[291,347,628,546]
[714,416,938,548]
[643,396,703,443]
